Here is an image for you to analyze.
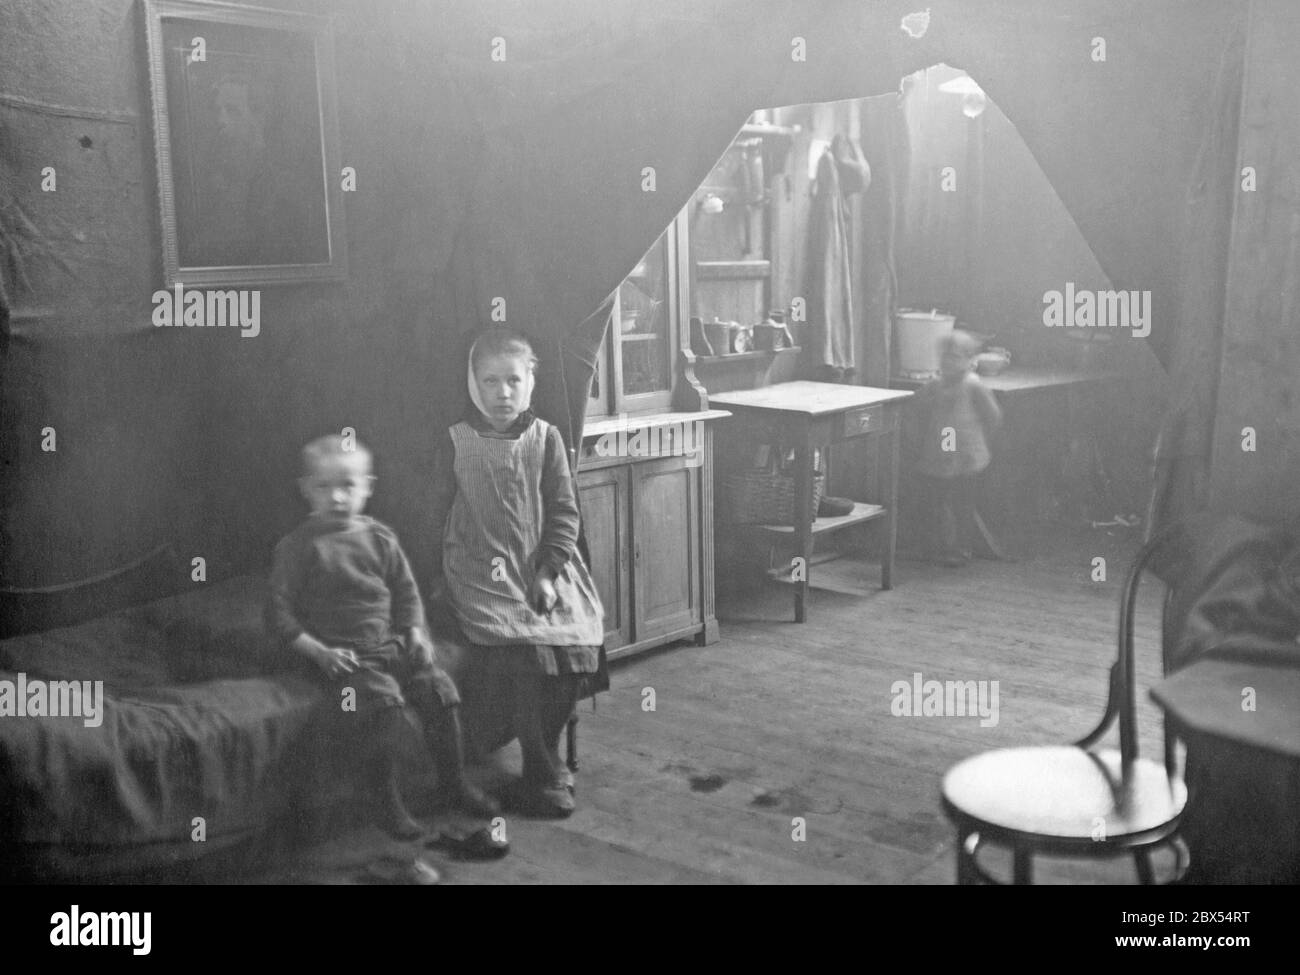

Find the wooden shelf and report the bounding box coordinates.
[739,501,886,537]
[763,550,844,584]
[619,331,662,343]
[740,122,801,139]
[764,547,839,575]
[696,259,771,281]
[8,307,57,322]
[694,346,799,365]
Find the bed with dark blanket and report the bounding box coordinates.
[0,575,508,881]
[1149,514,1300,883]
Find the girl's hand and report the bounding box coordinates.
[530,574,560,616]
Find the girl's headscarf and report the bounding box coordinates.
[467,330,536,419]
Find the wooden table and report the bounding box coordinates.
[891,366,1121,547]
[1151,658,1300,882]
[1152,659,1300,758]
[889,366,1117,396]
[710,381,912,622]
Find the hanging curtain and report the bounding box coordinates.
[855,94,909,386]
[1148,22,1247,532]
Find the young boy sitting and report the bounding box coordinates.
[912,330,1003,566]
[267,434,500,845]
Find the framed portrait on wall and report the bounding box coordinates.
[143,0,347,286]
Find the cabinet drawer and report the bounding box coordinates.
[837,405,886,439]
[580,422,705,469]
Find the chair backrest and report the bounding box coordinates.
[1075,525,1183,775]
[1117,525,1184,771]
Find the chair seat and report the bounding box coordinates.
[942,746,1187,851]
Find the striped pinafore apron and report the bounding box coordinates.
[442,418,605,648]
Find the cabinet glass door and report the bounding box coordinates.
[587,332,610,417]
[616,227,674,410]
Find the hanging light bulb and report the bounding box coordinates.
[938,73,987,119]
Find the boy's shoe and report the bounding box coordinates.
[426,826,510,861]
[364,855,441,885]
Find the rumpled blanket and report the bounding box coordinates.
[0,576,333,878]
[1152,513,1300,672]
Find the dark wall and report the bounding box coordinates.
[1210,0,1300,522]
[0,0,480,631]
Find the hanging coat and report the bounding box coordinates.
[807,147,856,372]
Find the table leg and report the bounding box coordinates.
[881,419,899,590]
[792,442,814,623]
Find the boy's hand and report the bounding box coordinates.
[291,633,359,679]
[529,573,560,616]
[313,645,359,679]
[408,626,436,668]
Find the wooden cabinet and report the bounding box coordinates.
[574,464,631,649]
[576,412,726,660]
[576,207,729,659]
[631,455,700,639]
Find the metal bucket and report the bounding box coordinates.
[895,309,956,377]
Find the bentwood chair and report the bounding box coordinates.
[940,529,1190,884]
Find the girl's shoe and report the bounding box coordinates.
[532,784,576,818]
[503,778,576,819]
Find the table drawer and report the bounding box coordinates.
[837,405,888,438]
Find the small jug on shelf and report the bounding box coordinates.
[753,309,795,351]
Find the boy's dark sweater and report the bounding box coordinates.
[267,514,425,650]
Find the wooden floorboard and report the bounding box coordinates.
[244,525,1169,884]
